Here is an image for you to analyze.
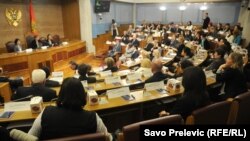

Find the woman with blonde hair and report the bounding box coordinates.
[136,58,152,74]
[103,57,118,72]
[216,52,247,99]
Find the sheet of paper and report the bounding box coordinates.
[4,101,30,112]
[127,72,142,81]
[117,70,131,76]
[145,81,165,91]
[105,76,121,84]
[205,70,216,78]
[99,97,109,105]
[107,87,130,99]
[52,71,64,77]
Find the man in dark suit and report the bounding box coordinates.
[130,34,140,48]
[201,33,210,50]
[41,66,60,87]
[12,69,57,102]
[30,35,41,49]
[145,59,168,83]
[203,13,210,29]
[205,48,225,73]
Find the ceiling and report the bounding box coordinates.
[114,0,241,3]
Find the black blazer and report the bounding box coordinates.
[162,38,171,46]
[79,75,97,84]
[145,72,168,83]
[170,93,210,119]
[13,84,57,102]
[45,80,60,88]
[144,43,154,52]
[203,17,210,29]
[130,39,140,48]
[202,39,210,50]
[216,68,248,99]
[103,66,118,72]
[30,40,39,49]
[205,58,225,73]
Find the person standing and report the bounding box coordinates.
[203,13,210,29]
[111,19,119,38]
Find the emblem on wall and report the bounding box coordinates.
[5,8,22,27]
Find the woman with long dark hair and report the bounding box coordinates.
[159,67,210,119]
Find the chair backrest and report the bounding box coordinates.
[186,101,232,125]
[43,133,107,141]
[122,115,183,141]
[26,35,35,49]
[231,92,250,124]
[5,41,15,53]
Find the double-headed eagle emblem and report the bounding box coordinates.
[5,8,22,27]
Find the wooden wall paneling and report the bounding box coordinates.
[0,0,64,53]
[61,0,81,41]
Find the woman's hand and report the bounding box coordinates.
[159,110,170,117]
[218,64,228,71]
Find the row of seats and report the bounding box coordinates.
[8,91,250,141]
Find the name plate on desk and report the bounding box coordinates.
[100,70,112,77]
[52,71,64,77]
[127,72,142,81]
[107,87,130,99]
[105,76,121,85]
[4,101,30,112]
[145,81,165,91]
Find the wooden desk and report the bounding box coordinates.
[0,40,86,77]
[0,83,12,102]
[0,88,182,123]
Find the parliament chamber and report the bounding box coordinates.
[0,0,250,141]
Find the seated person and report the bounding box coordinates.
[86,65,96,76]
[216,52,247,99]
[151,49,162,62]
[180,47,192,61]
[172,36,185,58]
[14,38,23,52]
[200,33,210,50]
[144,36,154,52]
[184,30,193,41]
[30,35,41,49]
[225,29,234,44]
[0,67,23,94]
[121,31,130,44]
[166,59,194,78]
[223,23,231,34]
[28,77,112,140]
[69,61,78,74]
[130,34,140,48]
[119,43,136,62]
[41,66,60,87]
[208,26,218,39]
[45,34,54,47]
[78,64,96,83]
[159,67,210,119]
[108,40,122,57]
[161,33,171,46]
[136,58,152,73]
[233,29,242,45]
[205,48,225,73]
[13,69,57,102]
[218,38,231,55]
[216,23,223,32]
[145,59,169,83]
[170,34,180,49]
[103,57,118,72]
[175,24,182,34]
[186,21,193,31]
